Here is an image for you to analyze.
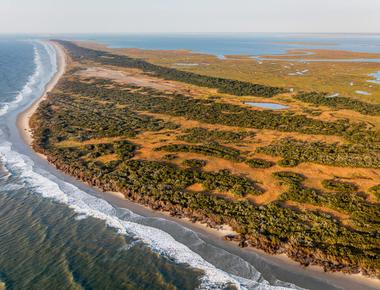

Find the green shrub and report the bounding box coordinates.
[162,154,178,161]
[322,179,359,193]
[182,159,207,168]
[258,138,380,168]
[156,143,243,162]
[245,158,274,168]
[369,185,380,201]
[277,159,299,167]
[273,171,306,184]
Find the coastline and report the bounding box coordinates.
[103,191,380,290]
[15,40,380,290]
[17,41,67,156]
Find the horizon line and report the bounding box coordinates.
[0,32,380,35]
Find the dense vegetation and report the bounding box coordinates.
[296,92,380,116]
[156,143,244,162]
[245,158,274,169]
[34,91,177,147]
[321,179,359,193]
[55,40,286,97]
[273,172,380,233]
[257,138,380,168]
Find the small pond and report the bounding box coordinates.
[245,102,289,110]
[355,90,372,96]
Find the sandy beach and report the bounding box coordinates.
[15,40,380,290]
[17,41,67,151]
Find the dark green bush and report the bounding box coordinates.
[182,159,207,168]
[321,179,359,193]
[156,143,243,162]
[273,171,306,184]
[162,154,178,161]
[245,158,274,168]
[258,138,380,168]
[369,185,380,201]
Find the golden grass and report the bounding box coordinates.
[96,154,119,163]
[186,183,205,192]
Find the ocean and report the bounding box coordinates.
[0,35,377,290]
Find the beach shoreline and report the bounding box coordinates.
[17,40,67,157]
[102,191,380,290]
[16,40,380,290]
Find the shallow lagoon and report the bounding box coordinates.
[245,102,289,110]
[368,71,380,84]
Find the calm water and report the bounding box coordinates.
[245,102,289,110]
[0,39,313,290]
[64,33,380,58]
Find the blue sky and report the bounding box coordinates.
[1,0,379,33]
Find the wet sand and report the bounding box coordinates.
[15,40,380,290]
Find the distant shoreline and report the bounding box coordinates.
[16,40,380,290]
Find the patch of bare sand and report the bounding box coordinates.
[78,65,215,97]
[186,183,204,192]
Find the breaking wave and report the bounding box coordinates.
[0,140,299,290]
[0,40,56,117]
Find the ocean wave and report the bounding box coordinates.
[0,141,298,290]
[0,40,56,117]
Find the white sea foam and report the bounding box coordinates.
[0,40,57,117]
[0,44,41,116]
[0,141,297,290]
